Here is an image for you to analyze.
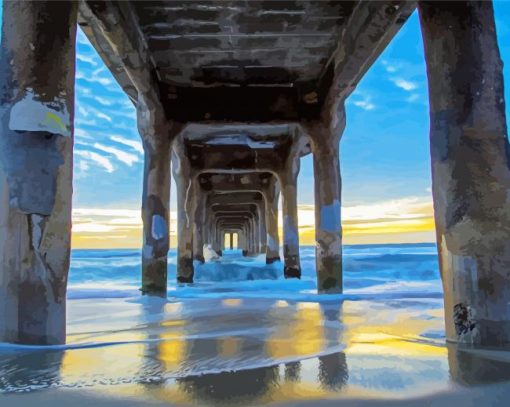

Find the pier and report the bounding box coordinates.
[1,0,509,348]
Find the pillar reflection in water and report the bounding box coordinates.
[138,299,169,387]
[0,349,64,392]
[174,300,279,405]
[447,343,510,387]
[284,361,301,383]
[176,366,280,405]
[317,301,348,391]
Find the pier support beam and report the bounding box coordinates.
[258,202,267,254]
[192,188,205,263]
[264,178,281,264]
[139,105,178,296]
[304,107,345,293]
[280,156,302,279]
[173,140,195,283]
[0,1,77,344]
[419,1,510,346]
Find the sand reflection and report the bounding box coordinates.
[4,296,510,403]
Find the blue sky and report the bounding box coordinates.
[1,3,509,246]
[68,3,510,208]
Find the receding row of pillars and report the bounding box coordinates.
[164,163,294,285]
[1,1,510,348]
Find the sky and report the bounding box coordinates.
[1,3,510,248]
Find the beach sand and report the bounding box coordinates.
[2,247,510,405]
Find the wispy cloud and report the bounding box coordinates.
[93,142,139,166]
[111,135,144,154]
[77,29,92,46]
[406,93,420,103]
[382,59,400,73]
[93,96,114,106]
[75,150,114,173]
[72,196,435,248]
[391,77,418,91]
[76,52,98,66]
[76,70,113,87]
[351,95,375,111]
[75,128,92,139]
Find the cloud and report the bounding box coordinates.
[77,160,90,172]
[351,95,375,111]
[79,104,112,122]
[75,128,92,139]
[391,77,418,91]
[75,117,98,127]
[75,70,113,87]
[77,29,92,46]
[93,96,113,106]
[77,105,90,117]
[111,135,144,154]
[75,150,114,173]
[76,52,98,66]
[382,59,399,73]
[406,93,420,102]
[93,142,139,166]
[72,196,435,248]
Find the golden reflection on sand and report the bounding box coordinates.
[55,298,451,405]
[265,302,325,360]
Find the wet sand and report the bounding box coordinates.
[2,248,510,405]
[1,296,510,406]
[1,379,510,406]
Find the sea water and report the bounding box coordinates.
[1,244,509,404]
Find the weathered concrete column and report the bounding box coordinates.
[173,140,195,283]
[240,225,248,256]
[0,1,77,345]
[213,223,221,255]
[192,187,205,263]
[253,212,260,253]
[244,222,251,253]
[139,103,178,296]
[258,202,267,254]
[248,216,255,254]
[264,177,281,264]
[304,106,345,293]
[419,1,510,346]
[279,157,301,278]
[220,228,225,251]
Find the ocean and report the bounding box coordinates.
[1,243,510,405]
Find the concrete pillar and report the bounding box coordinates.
[306,107,345,293]
[173,142,195,283]
[248,217,254,254]
[253,212,261,254]
[240,226,248,256]
[213,220,222,256]
[264,178,281,264]
[258,202,267,253]
[229,232,234,250]
[419,1,510,346]
[139,103,176,296]
[245,222,251,253]
[0,1,77,345]
[280,158,301,279]
[249,216,256,254]
[192,187,205,263]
